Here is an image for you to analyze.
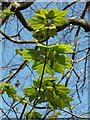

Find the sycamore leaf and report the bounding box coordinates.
[43,76,58,81]
[28,17,45,30]
[50,44,73,53]
[52,17,68,26]
[36,14,46,19]
[53,8,68,17]
[37,43,73,53]
[2,9,14,17]
[39,8,48,16]
[0,83,16,98]
[53,62,65,74]
[28,8,68,39]
[32,62,54,75]
[45,9,55,19]
[49,28,57,37]
[51,9,68,26]
[25,110,42,119]
[57,84,72,94]
[23,87,37,102]
[32,27,49,40]
[54,55,72,72]
[19,49,39,62]
[23,77,72,110]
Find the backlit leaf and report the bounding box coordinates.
[0,83,16,98]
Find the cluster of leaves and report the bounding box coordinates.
[24,76,72,110]
[17,9,73,118]
[28,8,68,40]
[19,43,73,75]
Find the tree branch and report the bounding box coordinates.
[15,10,33,31]
[1,2,35,26]
[0,29,47,44]
[6,60,28,83]
[57,18,90,32]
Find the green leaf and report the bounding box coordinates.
[55,111,61,115]
[51,9,68,26]
[19,49,39,62]
[52,17,68,26]
[45,84,72,109]
[37,43,73,53]
[53,62,65,74]
[23,77,72,110]
[32,27,49,40]
[45,9,55,19]
[23,87,37,102]
[28,8,68,39]
[54,55,72,72]
[48,114,57,119]
[49,28,57,37]
[2,9,14,17]
[36,14,46,20]
[39,8,48,16]
[32,62,54,75]
[53,8,68,17]
[0,83,16,98]
[29,17,45,30]
[58,10,68,17]
[43,76,58,81]
[16,95,28,105]
[25,110,42,119]
[50,44,73,53]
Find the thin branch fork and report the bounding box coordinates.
[74,53,90,63]
[1,2,35,26]
[0,29,48,44]
[0,29,38,44]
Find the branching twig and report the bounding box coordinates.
[6,60,28,83]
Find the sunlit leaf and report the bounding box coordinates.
[45,9,55,19]
[19,49,39,62]
[0,83,16,98]
[53,62,65,74]
[23,87,37,102]
[25,110,42,119]
[2,9,14,17]
[32,62,54,75]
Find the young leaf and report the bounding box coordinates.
[43,76,58,81]
[53,62,65,74]
[0,83,16,98]
[45,9,55,19]
[28,17,45,30]
[19,49,39,62]
[2,9,14,17]
[23,87,37,102]
[32,62,54,75]
[53,8,68,17]
[25,110,42,119]
[49,28,57,37]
